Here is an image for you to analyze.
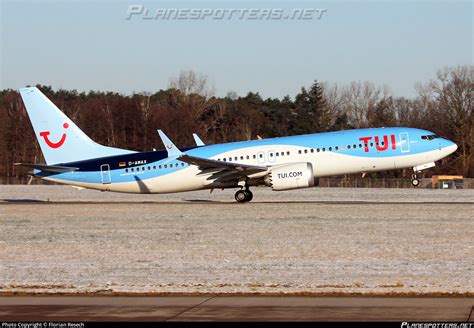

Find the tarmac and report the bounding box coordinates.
[1,296,473,321]
[1,186,473,321]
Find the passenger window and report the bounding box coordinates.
[304,149,308,154]
[223,158,226,162]
[359,144,362,148]
[259,154,263,158]
[281,152,284,156]
[164,164,167,168]
[253,155,256,159]
[181,163,185,166]
[125,169,128,173]
[276,152,279,156]
[335,146,339,151]
[229,157,232,161]
[322,148,326,152]
[148,166,151,170]
[353,144,356,149]
[175,163,179,167]
[381,141,385,146]
[153,166,156,170]
[240,156,243,160]
[348,145,351,149]
[317,148,320,152]
[131,168,134,172]
[370,143,373,147]
[159,165,162,169]
[142,167,145,171]
[246,155,249,160]
[287,151,290,155]
[298,150,302,154]
[329,147,332,151]
[270,153,273,157]
[310,149,314,153]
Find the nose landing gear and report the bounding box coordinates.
[411,173,420,187]
[235,188,253,203]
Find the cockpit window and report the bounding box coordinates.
[421,134,440,140]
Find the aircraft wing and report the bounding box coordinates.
[177,154,267,176]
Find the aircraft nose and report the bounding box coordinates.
[444,140,458,154]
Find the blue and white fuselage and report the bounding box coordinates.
[17,87,457,202]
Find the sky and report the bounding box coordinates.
[1,0,472,99]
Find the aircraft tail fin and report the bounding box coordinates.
[19,87,134,165]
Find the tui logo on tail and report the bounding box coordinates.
[39,123,69,148]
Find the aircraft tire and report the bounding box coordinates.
[245,190,253,202]
[235,190,248,203]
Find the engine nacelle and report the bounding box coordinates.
[265,162,316,191]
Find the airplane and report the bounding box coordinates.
[192,133,205,146]
[16,87,458,203]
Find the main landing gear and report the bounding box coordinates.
[235,188,253,203]
[411,173,420,187]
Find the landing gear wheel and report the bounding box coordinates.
[235,189,253,203]
[411,173,420,187]
[245,190,253,202]
[235,190,248,203]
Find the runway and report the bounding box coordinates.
[3,200,473,205]
[1,296,473,321]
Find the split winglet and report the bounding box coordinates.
[157,130,183,158]
[192,133,205,146]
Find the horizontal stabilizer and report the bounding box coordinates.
[14,163,79,173]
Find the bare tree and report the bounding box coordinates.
[322,81,391,128]
[169,70,215,99]
[135,92,152,149]
[417,65,473,176]
[341,81,390,128]
[168,70,218,137]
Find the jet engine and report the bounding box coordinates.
[264,162,316,191]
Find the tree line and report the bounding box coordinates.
[0,65,472,181]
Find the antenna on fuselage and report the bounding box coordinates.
[157,130,183,158]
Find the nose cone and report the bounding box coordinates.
[444,140,458,155]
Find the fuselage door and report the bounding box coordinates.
[100,164,112,184]
[399,132,410,153]
[267,150,276,163]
